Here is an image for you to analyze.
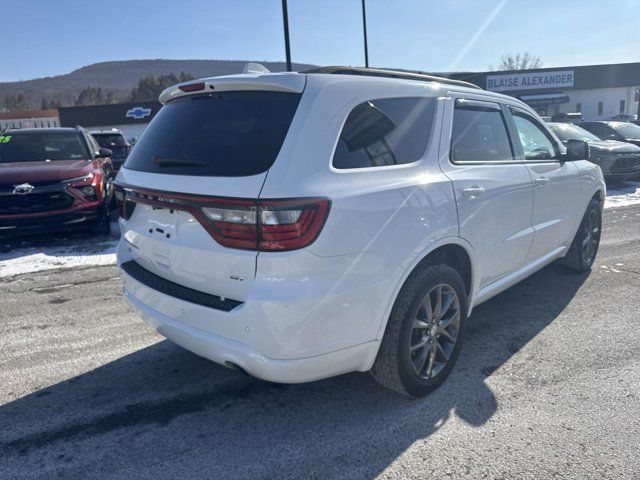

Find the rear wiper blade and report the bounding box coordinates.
[152,156,207,167]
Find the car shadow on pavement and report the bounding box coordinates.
[0,264,589,479]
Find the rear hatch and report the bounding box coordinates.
[116,74,306,303]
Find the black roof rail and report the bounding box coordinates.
[303,66,482,90]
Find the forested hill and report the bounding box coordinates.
[0,59,317,109]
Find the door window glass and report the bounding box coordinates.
[511,111,557,160]
[450,100,514,162]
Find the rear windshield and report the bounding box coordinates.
[124,91,302,177]
[0,131,89,163]
[93,133,127,147]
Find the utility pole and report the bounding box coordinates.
[362,0,369,68]
[281,0,292,72]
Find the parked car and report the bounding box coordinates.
[90,128,131,171]
[0,127,114,236]
[551,112,582,123]
[548,122,640,181]
[580,121,640,148]
[115,67,604,397]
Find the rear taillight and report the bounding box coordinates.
[258,200,330,251]
[115,185,330,251]
[199,198,330,251]
[114,185,136,219]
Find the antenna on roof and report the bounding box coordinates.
[243,63,270,74]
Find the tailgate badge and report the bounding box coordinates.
[230,275,245,282]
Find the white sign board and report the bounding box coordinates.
[486,70,574,92]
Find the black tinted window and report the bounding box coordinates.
[0,131,89,163]
[451,100,513,162]
[581,123,615,140]
[93,133,127,147]
[124,91,301,177]
[332,97,435,169]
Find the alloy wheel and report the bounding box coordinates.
[581,208,600,264]
[409,284,461,379]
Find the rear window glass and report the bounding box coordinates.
[93,133,127,147]
[332,97,436,169]
[124,91,301,177]
[451,101,514,162]
[0,131,89,163]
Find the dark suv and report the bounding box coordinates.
[580,121,640,148]
[90,129,131,170]
[548,122,640,181]
[0,127,115,236]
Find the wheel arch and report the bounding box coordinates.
[373,237,477,343]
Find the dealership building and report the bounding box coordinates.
[58,101,161,141]
[0,109,60,131]
[450,62,640,120]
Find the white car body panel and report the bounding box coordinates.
[116,71,605,383]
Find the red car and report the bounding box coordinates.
[0,127,115,236]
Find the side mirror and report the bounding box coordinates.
[565,139,589,161]
[98,147,112,157]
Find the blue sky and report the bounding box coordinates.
[1,0,639,82]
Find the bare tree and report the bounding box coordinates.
[491,52,543,71]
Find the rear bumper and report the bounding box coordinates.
[117,240,403,383]
[124,287,378,383]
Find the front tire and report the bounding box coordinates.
[559,197,602,272]
[92,202,112,235]
[371,264,468,397]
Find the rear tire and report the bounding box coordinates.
[559,198,602,272]
[371,264,468,398]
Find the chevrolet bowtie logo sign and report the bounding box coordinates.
[13,183,34,195]
[126,107,152,120]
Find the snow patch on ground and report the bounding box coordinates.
[605,181,640,209]
[0,240,117,278]
[0,219,119,278]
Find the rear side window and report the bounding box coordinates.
[450,100,514,162]
[332,97,435,169]
[124,91,301,177]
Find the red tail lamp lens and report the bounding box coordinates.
[114,186,135,220]
[258,200,330,251]
[200,199,330,251]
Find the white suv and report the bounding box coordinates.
[115,67,604,397]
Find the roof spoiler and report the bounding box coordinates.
[159,73,305,104]
[303,66,482,90]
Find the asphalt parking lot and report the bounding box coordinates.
[1,204,639,479]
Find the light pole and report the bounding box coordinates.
[281,0,292,72]
[362,0,369,68]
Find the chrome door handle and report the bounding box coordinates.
[535,176,551,186]
[462,186,486,198]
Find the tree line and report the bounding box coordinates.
[2,52,544,112]
[2,72,195,112]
